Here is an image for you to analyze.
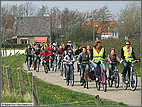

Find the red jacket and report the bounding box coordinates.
[39,51,52,61]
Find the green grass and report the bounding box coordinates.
[34,76,127,106]
[1,54,32,103]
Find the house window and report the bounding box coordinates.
[21,39,27,44]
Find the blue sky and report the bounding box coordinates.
[1,1,141,17]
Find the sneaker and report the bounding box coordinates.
[81,83,84,86]
[96,78,99,82]
[64,77,66,80]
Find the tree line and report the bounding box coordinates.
[1,1,141,43]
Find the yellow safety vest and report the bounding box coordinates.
[92,47,104,63]
[121,46,133,62]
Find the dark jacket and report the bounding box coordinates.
[78,52,90,66]
[75,49,82,55]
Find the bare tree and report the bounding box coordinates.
[116,2,141,38]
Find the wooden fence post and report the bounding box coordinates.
[17,68,25,96]
[1,66,5,92]
[28,72,40,106]
[6,66,13,93]
[94,95,102,106]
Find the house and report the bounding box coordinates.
[6,17,51,44]
[86,21,119,39]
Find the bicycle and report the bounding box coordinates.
[92,59,107,92]
[66,61,74,86]
[83,67,90,89]
[122,60,138,91]
[108,62,120,88]
[43,58,50,74]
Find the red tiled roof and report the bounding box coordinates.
[86,21,115,33]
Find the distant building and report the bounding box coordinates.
[5,17,51,44]
[86,21,119,39]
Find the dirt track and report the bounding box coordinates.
[23,62,141,106]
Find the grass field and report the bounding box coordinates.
[1,54,128,106]
[1,54,32,103]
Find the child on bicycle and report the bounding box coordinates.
[34,46,42,70]
[63,50,75,80]
[78,47,90,86]
[107,48,121,80]
[39,49,52,71]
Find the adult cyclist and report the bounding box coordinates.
[120,40,138,81]
[91,40,106,81]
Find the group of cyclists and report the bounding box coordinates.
[25,40,139,91]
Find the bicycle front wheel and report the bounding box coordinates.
[130,72,137,91]
[114,72,119,88]
[102,72,107,92]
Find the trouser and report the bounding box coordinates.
[51,56,57,67]
[122,61,131,78]
[65,64,74,78]
[80,64,89,83]
[108,64,114,77]
[91,62,106,78]
[26,55,32,67]
[58,56,62,67]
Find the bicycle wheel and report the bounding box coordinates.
[96,78,100,91]
[122,79,128,90]
[114,72,119,88]
[86,73,89,89]
[130,72,137,91]
[71,71,74,86]
[108,78,113,87]
[44,63,48,74]
[102,72,107,92]
[66,77,69,85]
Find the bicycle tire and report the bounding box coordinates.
[114,72,119,88]
[71,72,74,86]
[96,78,100,91]
[66,78,69,85]
[122,80,128,90]
[108,78,113,87]
[130,72,137,91]
[86,73,89,89]
[102,72,107,92]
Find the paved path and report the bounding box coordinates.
[23,63,141,106]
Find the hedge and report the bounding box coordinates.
[2,43,28,49]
